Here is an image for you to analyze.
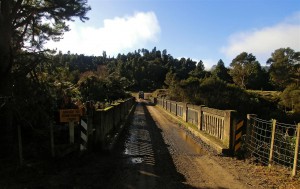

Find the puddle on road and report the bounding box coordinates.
[131,157,144,164]
[178,129,204,155]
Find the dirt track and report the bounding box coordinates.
[145,102,248,188]
[104,100,249,188]
[2,100,299,188]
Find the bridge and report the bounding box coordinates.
[2,95,299,188]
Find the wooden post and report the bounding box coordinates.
[292,123,300,177]
[246,114,257,156]
[268,119,277,167]
[50,122,55,157]
[17,124,23,166]
[69,121,75,144]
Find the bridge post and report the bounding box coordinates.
[182,103,188,122]
[223,110,236,151]
[197,105,205,130]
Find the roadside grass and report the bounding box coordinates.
[247,90,282,103]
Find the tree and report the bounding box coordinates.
[246,62,271,90]
[229,52,261,89]
[280,84,300,113]
[211,59,232,83]
[0,0,90,154]
[189,60,206,79]
[0,0,90,97]
[267,48,300,89]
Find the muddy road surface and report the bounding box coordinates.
[110,100,249,188]
[2,101,249,188]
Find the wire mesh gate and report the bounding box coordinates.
[246,115,300,175]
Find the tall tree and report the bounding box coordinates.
[267,47,300,89]
[0,0,90,97]
[211,59,232,83]
[229,52,260,89]
[0,0,90,153]
[189,60,205,79]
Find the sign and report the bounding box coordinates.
[59,109,81,122]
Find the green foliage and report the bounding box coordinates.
[196,77,255,113]
[164,75,292,121]
[280,84,300,113]
[1,0,91,90]
[267,48,300,89]
[164,71,183,101]
[229,52,262,89]
[189,60,206,79]
[0,0,91,131]
[211,59,232,83]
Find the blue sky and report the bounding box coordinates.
[46,0,300,69]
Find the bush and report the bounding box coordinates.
[280,84,300,113]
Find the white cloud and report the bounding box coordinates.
[221,12,300,63]
[46,11,160,56]
[202,59,217,70]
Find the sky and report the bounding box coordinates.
[46,0,300,70]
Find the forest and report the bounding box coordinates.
[2,46,300,126]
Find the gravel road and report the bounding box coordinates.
[110,100,249,188]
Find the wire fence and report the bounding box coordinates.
[247,115,300,175]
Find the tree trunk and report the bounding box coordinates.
[0,0,14,157]
[0,1,13,94]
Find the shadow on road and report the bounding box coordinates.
[141,102,195,188]
[0,101,207,189]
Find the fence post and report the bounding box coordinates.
[292,123,300,176]
[80,117,88,151]
[17,124,23,166]
[69,121,75,144]
[50,121,55,157]
[246,114,256,156]
[268,119,277,167]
